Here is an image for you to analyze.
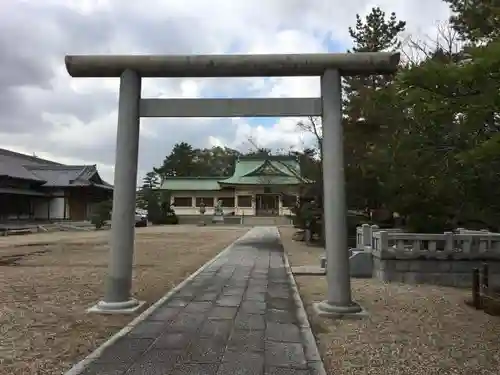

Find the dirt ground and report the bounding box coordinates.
[0,225,247,375]
[279,227,500,375]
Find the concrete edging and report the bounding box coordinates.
[63,230,249,375]
[280,231,327,375]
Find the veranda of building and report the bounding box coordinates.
[159,155,312,217]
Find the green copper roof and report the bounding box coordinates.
[159,156,311,191]
[160,177,221,191]
[219,156,308,185]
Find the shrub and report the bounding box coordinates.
[148,196,179,225]
[90,200,112,229]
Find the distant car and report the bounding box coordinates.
[135,211,148,227]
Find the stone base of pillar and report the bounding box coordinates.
[313,300,368,320]
[87,298,146,315]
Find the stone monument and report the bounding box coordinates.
[198,200,206,226]
[212,200,224,224]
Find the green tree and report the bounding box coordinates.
[342,7,406,209]
[136,171,161,210]
[444,0,500,42]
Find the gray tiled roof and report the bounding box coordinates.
[0,148,113,189]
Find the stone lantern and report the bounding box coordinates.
[198,200,206,226]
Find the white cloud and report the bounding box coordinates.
[0,0,452,184]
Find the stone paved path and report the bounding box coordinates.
[79,227,323,375]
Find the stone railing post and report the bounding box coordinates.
[370,225,379,249]
[378,231,388,253]
[362,223,371,248]
[444,231,454,252]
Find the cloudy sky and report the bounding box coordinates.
[0,0,451,184]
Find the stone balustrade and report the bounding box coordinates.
[371,231,500,259]
[354,225,500,287]
[355,224,402,250]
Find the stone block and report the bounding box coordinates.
[451,261,479,273]
[403,272,426,284]
[349,251,373,278]
[429,273,456,287]
[154,332,191,350]
[200,319,233,340]
[94,338,155,364]
[187,338,226,363]
[171,364,219,375]
[266,309,297,324]
[227,329,265,352]
[265,322,302,343]
[234,313,265,330]
[207,306,238,320]
[217,351,265,375]
[265,341,307,369]
[408,260,427,272]
[452,273,473,287]
[395,260,410,272]
[240,301,267,314]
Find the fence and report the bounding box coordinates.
[371,230,500,257]
[354,224,500,287]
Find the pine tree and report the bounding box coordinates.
[443,0,500,43]
[342,7,406,209]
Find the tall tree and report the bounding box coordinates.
[443,0,500,43]
[342,7,406,209]
[142,171,160,188]
[136,171,161,210]
[155,142,200,177]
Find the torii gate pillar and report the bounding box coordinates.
[65,52,400,316]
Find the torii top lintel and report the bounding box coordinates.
[64,52,400,78]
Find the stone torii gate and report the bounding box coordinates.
[65,52,400,317]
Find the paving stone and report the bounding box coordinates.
[153,332,191,350]
[200,319,233,339]
[265,322,302,343]
[184,302,213,314]
[234,313,265,330]
[217,351,265,375]
[268,278,288,284]
[93,338,155,364]
[244,292,266,302]
[207,306,238,320]
[126,350,186,374]
[216,295,242,307]
[166,298,192,307]
[147,306,181,321]
[79,362,131,375]
[165,313,205,332]
[267,287,291,299]
[267,298,294,311]
[194,292,219,302]
[264,367,310,375]
[265,341,307,369]
[222,287,246,296]
[240,300,266,314]
[265,309,297,324]
[175,288,199,298]
[227,329,264,352]
[124,361,175,374]
[128,321,168,339]
[68,228,325,375]
[172,364,219,375]
[187,338,226,363]
[246,286,268,295]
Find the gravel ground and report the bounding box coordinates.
[279,227,500,375]
[0,225,247,375]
